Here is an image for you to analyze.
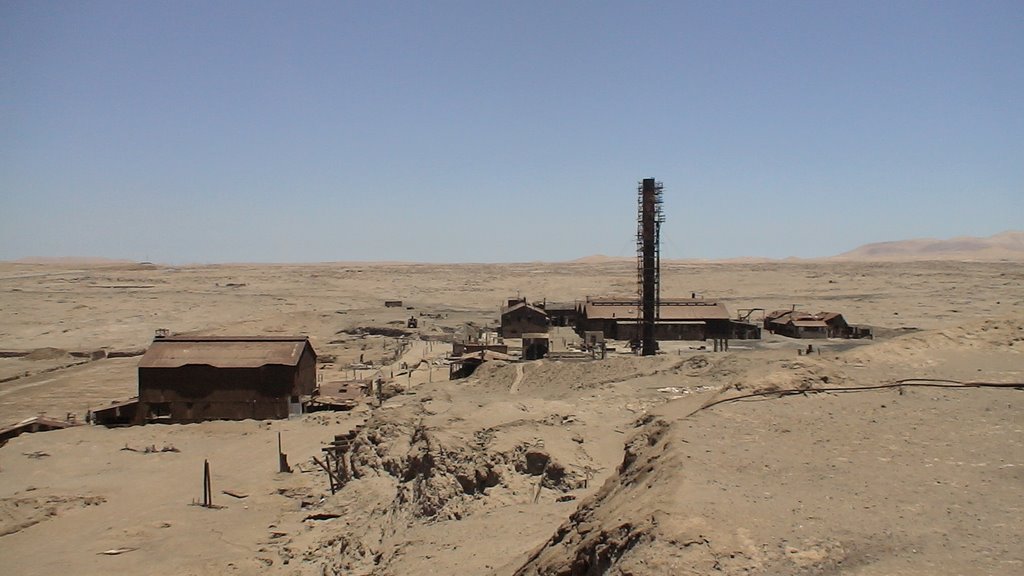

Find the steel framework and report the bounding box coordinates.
[636,178,664,356]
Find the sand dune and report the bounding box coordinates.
[834,231,1024,261]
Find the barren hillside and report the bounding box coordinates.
[834,231,1024,261]
[0,261,1021,575]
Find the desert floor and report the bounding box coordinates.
[0,260,1021,575]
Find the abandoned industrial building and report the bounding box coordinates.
[136,335,317,423]
[537,301,578,327]
[764,310,872,339]
[522,333,550,360]
[576,297,760,341]
[500,298,550,337]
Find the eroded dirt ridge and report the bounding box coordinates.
[301,398,601,574]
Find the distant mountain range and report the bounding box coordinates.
[9,232,1023,265]
[11,256,139,265]
[833,231,1024,261]
[572,231,1024,263]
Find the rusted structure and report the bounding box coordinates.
[577,297,760,341]
[637,178,665,356]
[765,310,872,339]
[448,349,515,379]
[537,301,579,327]
[452,342,509,356]
[91,398,140,426]
[765,311,828,338]
[137,336,317,423]
[0,415,76,446]
[500,301,549,338]
[307,379,367,412]
[522,333,550,360]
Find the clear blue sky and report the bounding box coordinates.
[2,1,1021,263]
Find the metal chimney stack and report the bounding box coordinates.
[636,178,664,356]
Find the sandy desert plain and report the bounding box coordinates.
[0,258,1021,575]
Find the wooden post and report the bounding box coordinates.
[203,459,212,507]
[278,432,291,473]
[313,455,338,494]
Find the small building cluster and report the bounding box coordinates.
[764,310,872,339]
[500,295,761,342]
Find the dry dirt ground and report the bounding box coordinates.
[0,260,1021,575]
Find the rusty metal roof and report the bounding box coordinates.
[502,302,548,317]
[450,350,516,363]
[792,320,829,328]
[768,311,844,327]
[139,336,313,369]
[582,298,731,321]
[541,302,577,312]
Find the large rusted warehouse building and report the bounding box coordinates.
[577,297,760,341]
[136,335,317,423]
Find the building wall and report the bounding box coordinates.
[502,308,549,338]
[293,347,317,395]
[795,326,828,338]
[522,337,549,360]
[580,317,759,341]
[452,343,509,356]
[616,322,707,342]
[545,309,578,327]
[768,322,828,339]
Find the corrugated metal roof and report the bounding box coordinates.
[139,337,312,369]
[768,311,845,326]
[502,302,548,317]
[792,320,829,328]
[451,350,515,363]
[765,310,794,322]
[583,298,730,321]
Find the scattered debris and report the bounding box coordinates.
[98,547,137,556]
[121,443,179,453]
[304,513,341,521]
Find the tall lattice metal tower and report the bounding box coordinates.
[636,178,665,356]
